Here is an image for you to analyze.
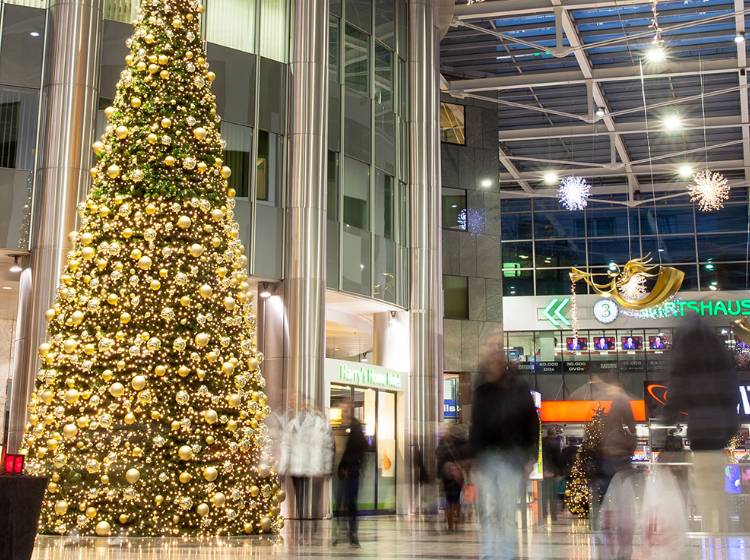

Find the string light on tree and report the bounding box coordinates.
[687,169,730,212]
[557,176,591,211]
[564,408,605,518]
[21,0,284,537]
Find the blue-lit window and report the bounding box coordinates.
[672,264,699,291]
[501,197,531,213]
[535,211,586,239]
[641,235,696,263]
[535,239,586,268]
[502,241,533,268]
[587,208,633,237]
[503,270,533,297]
[695,204,749,234]
[697,233,749,263]
[588,238,633,268]
[536,269,573,296]
[501,213,532,240]
[700,263,748,292]
[639,206,694,235]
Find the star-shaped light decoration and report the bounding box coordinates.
[618,273,648,303]
[687,169,730,212]
[557,176,591,211]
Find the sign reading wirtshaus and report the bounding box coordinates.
[634,298,750,319]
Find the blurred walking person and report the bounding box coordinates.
[468,343,540,560]
[665,318,738,533]
[436,424,467,532]
[542,428,562,523]
[333,400,368,547]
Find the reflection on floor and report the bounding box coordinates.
[30,516,750,559]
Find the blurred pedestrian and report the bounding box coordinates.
[468,343,539,559]
[665,318,739,533]
[333,400,368,547]
[437,424,467,532]
[542,428,562,522]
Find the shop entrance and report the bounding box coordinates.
[330,383,397,514]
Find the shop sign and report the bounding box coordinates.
[536,361,562,374]
[645,380,750,419]
[326,358,404,390]
[629,298,750,320]
[542,297,571,328]
[444,399,458,419]
[564,361,589,374]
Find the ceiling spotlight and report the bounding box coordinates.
[29,31,40,37]
[9,256,21,273]
[259,282,272,299]
[543,171,559,185]
[735,33,745,44]
[645,44,666,63]
[677,164,694,179]
[480,178,493,188]
[662,113,683,132]
[595,107,606,118]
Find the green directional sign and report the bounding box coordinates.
[543,297,571,328]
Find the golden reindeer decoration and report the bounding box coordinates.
[569,256,684,310]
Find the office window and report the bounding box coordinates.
[442,188,467,231]
[536,239,586,268]
[501,213,532,240]
[206,0,256,53]
[374,171,394,240]
[344,157,370,230]
[535,211,586,239]
[221,122,252,198]
[440,103,465,145]
[256,130,282,204]
[536,269,573,296]
[374,43,393,110]
[700,263,748,292]
[258,58,286,134]
[641,235,696,264]
[344,90,371,162]
[639,206,694,235]
[588,238,632,268]
[444,275,468,319]
[375,0,395,48]
[345,24,370,94]
[503,270,533,296]
[103,0,138,22]
[0,5,46,89]
[259,0,288,62]
[0,88,39,171]
[207,45,255,126]
[346,0,372,32]
[503,241,533,268]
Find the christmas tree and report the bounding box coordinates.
[564,407,604,518]
[21,0,284,537]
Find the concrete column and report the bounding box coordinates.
[408,0,444,512]
[284,0,328,413]
[6,0,103,452]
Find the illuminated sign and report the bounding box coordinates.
[593,299,618,324]
[543,297,571,328]
[503,262,521,278]
[631,298,750,320]
[444,399,458,418]
[325,358,404,391]
[645,381,750,419]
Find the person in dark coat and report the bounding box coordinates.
[468,342,540,559]
[664,318,739,533]
[542,428,562,522]
[333,400,368,547]
[436,424,468,531]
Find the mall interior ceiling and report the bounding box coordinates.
[441,0,749,206]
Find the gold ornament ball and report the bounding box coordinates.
[137,255,152,270]
[260,517,272,532]
[131,375,147,391]
[177,215,192,229]
[196,503,209,517]
[144,33,155,44]
[205,435,215,445]
[148,63,159,74]
[221,361,235,375]
[131,169,144,182]
[155,495,164,505]
[101,474,109,484]
[109,382,125,398]
[197,161,208,173]
[102,369,113,382]
[259,464,272,478]
[158,54,169,65]
[80,231,94,245]
[161,117,172,129]
[95,521,111,536]
[203,466,218,482]
[124,412,136,425]
[115,125,129,140]
[63,339,78,353]
[249,485,260,498]
[198,283,212,298]
[154,364,167,376]
[106,164,121,179]
[54,500,69,516]
[38,343,51,357]
[165,155,176,167]
[193,127,208,141]
[223,296,236,310]
[178,445,193,461]
[207,71,216,82]
[204,409,218,424]
[227,393,241,408]
[220,166,232,179]
[179,471,192,484]
[45,308,56,321]
[71,310,85,324]
[118,514,129,524]
[211,492,226,507]
[131,97,141,108]
[125,468,140,484]
[147,133,157,144]
[104,106,115,119]
[190,244,205,258]
[150,279,161,291]
[62,423,78,439]
[194,332,210,348]
[120,312,131,324]
[93,141,105,155]
[243,522,253,534]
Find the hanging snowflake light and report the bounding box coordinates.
[557,176,591,211]
[466,0,486,4]
[687,169,730,212]
[618,273,648,303]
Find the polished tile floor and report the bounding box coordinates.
[31,516,750,559]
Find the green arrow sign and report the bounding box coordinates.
[543,297,571,328]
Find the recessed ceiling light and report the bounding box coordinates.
[735,33,745,44]
[29,31,39,37]
[645,44,666,63]
[595,107,605,118]
[480,178,493,188]
[543,171,559,185]
[677,163,694,179]
[662,113,682,132]
[1,286,11,290]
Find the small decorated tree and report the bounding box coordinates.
[21,0,283,537]
[564,407,605,518]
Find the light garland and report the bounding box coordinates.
[21,0,283,537]
[687,169,730,212]
[557,176,591,211]
[564,408,605,518]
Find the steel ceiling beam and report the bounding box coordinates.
[498,146,534,193]
[447,58,739,93]
[454,0,650,20]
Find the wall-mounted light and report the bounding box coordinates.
[259,282,272,299]
[9,256,21,273]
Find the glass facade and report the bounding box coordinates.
[501,190,750,296]
[100,0,290,280]
[327,0,409,307]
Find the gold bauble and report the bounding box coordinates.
[120,312,131,324]
[70,310,84,325]
[95,521,111,536]
[81,246,95,260]
[144,33,155,44]
[47,481,59,493]
[93,141,105,155]
[193,127,207,141]
[194,332,210,348]
[179,471,192,484]
[131,97,141,108]
[101,474,110,484]
[178,445,193,461]
[198,283,212,298]
[277,489,287,502]
[131,168,144,182]
[146,203,157,215]
[137,255,152,270]
[107,293,119,305]
[223,296,236,310]
[122,227,134,238]
[177,365,190,377]
[38,343,51,357]
[148,63,159,74]
[124,412,136,425]
[220,166,232,179]
[227,419,238,431]
[243,522,253,534]
[106,164,121,178]
[205,435,215,445]
[207,71,216,82]
[45,308,56,321]
[258,464,271,478]
[118,514,129,524]
[197,161,208,173]
[206,351,218,362]
[104,106,115,119]
[211,492,226,507]
[161,117,172,129]
[155,495,164,505]
[76,416,90,428]
[62,423,77,439]
[203,466,218,482]
[164,155,176,167]
[260,517,272,532]
[154,364,167,376]
[131,375,147,391]
[204,409,218,424]
[227,187,236,198]
[125,54,134,66]
[180,295,191,307]
[63,339,78,353]
[101,369,113,382]
[147,133,157,144]
[150,279,161,291]
[80,231,94,245]
[227,393,241,407]
[196,503,209,517]
[54,500,69,516]
[125,468,140,484]
[136,61,146,72]
[158,54,169,65]
[109,382,125,398]
[189,244,205,258]
[249,485,260,498]
[221,361,235,375]
[115,125,128,139]
[177,215,192,229]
